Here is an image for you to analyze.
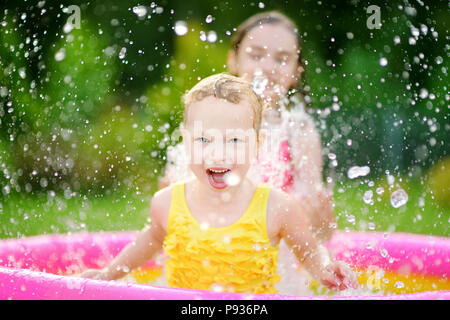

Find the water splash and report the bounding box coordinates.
[224,172,241,187]
[347,165,370,179]
[205,15,214,24]
[54,48,66,62]
[390,189,408,208]
[174,21,188,36]
[252,70,268,95]
[206,31,217,43]
[132,6,148,18]
[118,47,127,60]
[363,190,374,205]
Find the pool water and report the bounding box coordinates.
[123,264,450,297]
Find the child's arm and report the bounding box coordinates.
[274,190,357,291]
[288,115,336,243]
[80,191,169,281]
[295,189,335,244]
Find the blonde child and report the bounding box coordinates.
[160,11,334,244]
[81,74,357,294]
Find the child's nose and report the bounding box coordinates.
[260,55,276,76]
[205,141,226,163]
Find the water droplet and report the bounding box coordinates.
[210,283,224,292]
[200,222,209,231]
[379,57,388,66]
[221,192,231,202]
[132,6,148,18]
[394,281,405,288]
[118,47,127,60]
[346,215,355,224]
[174,21,188,36]
[205,15,214,24]
[54,48,66,62]
[347,165,370,179]
[40,178,48,188]
[222,235,231,244]
[363,190,374,204]
[419,88,428,99]
[411,27,420,38]
[387,174,395,186]
[390,189,408,208]
[404,7,417,16]
[63,23,73,33]
[206,30,217,43]
[253,243,262,251]
[252,75,268,95]
[435,56,443,65]
[408,37,416,45]
[18,68,26,79]
[346,32,354,40]
[420,24,428,35]
[120,265,130,273]
[199,30,207,41]
[224,172,241,186]
[202,259,210,266]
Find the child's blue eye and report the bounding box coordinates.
[195,137,209,143]
[229,138,243,143]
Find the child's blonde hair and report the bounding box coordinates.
[183,73,263,134]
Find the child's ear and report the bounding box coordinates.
[227,50,238,75]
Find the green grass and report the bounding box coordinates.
[333,178,449,237]
[0,189,151,239]
[0,177,448,240]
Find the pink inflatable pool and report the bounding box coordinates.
[0,231,448,300]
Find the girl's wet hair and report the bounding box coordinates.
[183,73,263,134]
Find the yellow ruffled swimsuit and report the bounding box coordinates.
[163,182,280,294]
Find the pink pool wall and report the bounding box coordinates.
[0,231,449,300]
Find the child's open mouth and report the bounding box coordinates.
[206,168,231,189]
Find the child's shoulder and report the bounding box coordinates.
[150,183,176,230]
[151,180,194,227]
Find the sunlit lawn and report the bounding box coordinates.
[0,178,448,239]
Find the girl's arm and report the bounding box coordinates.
[276,191,357,291]
[81,193,168,280]
[288,112,335,243]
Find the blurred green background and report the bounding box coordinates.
[0,0,448,239]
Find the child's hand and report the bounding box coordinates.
[318,261,358,291]
[79,268,109,280]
